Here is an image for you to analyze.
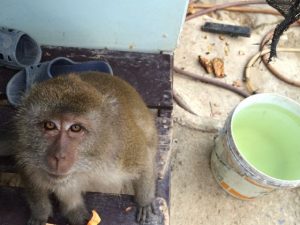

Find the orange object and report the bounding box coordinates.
[87,210,101,225]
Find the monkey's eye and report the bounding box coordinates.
[70,124,82,132]
[44,121,56,130]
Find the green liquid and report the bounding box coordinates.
[232,103,300,180]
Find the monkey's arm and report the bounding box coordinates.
[134,166,157,223]
[55,187,90,225]
[24,183,52,225]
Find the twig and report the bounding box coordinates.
[244,48,300,93]
[174,67,250,98]
[190,3,280,15]
[209,102,213,117]
[186,0,267,21]
[173,88,199,116]
[259,24,300,87]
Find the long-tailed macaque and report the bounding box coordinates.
[14,72,158,225]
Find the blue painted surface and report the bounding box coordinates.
[0,0,188,53]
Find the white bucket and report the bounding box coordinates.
[211,93,300,200]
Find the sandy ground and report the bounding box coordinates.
[170,2,300,225]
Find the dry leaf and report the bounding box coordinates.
[198,55,213,74]
[87,210,101,225]
[187,5,196,15]
[212,58,225,78]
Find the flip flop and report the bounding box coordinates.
[0,27,41,69]
[6,57,113,106]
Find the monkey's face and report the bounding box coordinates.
[17,106,105,182]
[27,111,101,183]
[16,109,103,183]
[15,74,113,183]
[40,113,92,178]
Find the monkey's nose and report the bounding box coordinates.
[48,155,61,170]
[54,152,67,160]
[47,153,71,175]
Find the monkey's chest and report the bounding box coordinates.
[58,169,137,194]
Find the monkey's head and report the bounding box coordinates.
[15,73,114,183]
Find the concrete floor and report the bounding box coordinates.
[170,3,300,225]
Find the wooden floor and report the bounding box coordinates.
[0,47,173,225]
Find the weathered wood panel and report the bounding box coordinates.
[0,185,169,225]
[0,47,173,109]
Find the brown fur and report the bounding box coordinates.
[15,72,158,225]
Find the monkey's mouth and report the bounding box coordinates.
[46,172,70,180]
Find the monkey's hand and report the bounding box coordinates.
[65,205,91,225]
[24,184,52,225]
[27,217,48,225]
[137,201,159,224]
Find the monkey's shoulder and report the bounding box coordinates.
[79,72,147,108]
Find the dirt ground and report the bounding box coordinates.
[171,1,300,225]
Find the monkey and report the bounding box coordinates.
[14,71,158,225]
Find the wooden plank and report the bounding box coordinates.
[156,110,173,179]
[0,67,16,97]
[156,168,171,204]
[0,105,17,161]
[0,48,173,109]
[50,192,137,225]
